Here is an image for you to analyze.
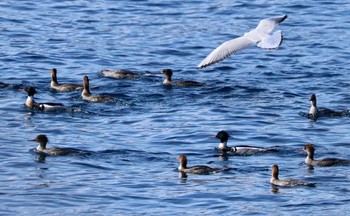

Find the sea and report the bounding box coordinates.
[0,0,350,215]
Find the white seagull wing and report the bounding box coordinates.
[255,15,288,35]
[257,30,283,49]
[197,36,256,69]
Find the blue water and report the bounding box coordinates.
[1,0,350,215]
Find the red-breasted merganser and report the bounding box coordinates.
[24,87,65,111]
[101,69,141,79]
[197,15,288,68]
[0,82,10,88]
[161,69,205,87]
[304,144,350,166]
[30,134,87,156]
[211,131,278,155]
[50,68,83,92]
[177,155,229,175]
[270,164,315,187]
[82,76,115,103]
[304,94,349,120]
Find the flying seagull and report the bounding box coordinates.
[197,15,288,69]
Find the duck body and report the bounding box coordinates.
[0,82,10,88]
[50,68,83,92]
[317,108,349,118]
[161,69,205,87]
[179,165,222,175]
[24,87,65,111]
[305,157,350,167]
[166,80,204,87]
[305,94,349,120]
[36,146,84,156]
[82,76,115,103]
[270,164,315,187]
[270,178,314,187]
[213,131,277,156]
[304,144,350,167]
[101,69,141,79]
[221,145,278,156]
[82,93,115,103]
[177,155,228,175]
[31,134,88,156]
[51,82,83,92]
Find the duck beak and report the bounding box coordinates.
[208,136,216,139]
[28,138,36,142]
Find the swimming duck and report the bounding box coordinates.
[211,130,277,155]
[30,134,87,156]
[177,154,228,175]
[50,68,83,92]
[161,69,205,87]
[197,15,288,68]
[101,69,141,79]
[270,164,315,187]
[24,87,65,111]
[305,94,349,120]
[303,144,350,167]
[81,76,115,103]
[0,82,10,88]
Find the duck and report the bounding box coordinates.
[211,130,277,155]
[81,76,115,103]
[197,15,288,68]
[160,69,205,87]
[0,82,10,88]
[305,94,349,120]
[23,87,65,111]
[270,164,315,187]
[177,154,228,175]
[101,69,141,79]
[29,134,87,156]
[303,144,350,167]
[50,68,83,92]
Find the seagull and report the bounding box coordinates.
[197,15,288,69]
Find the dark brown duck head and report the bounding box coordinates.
[51,68,58,84]
[309,94,317,107]
[82,75,92,95]
[304,144,315,159]
[271,164,279,180]
[177,154,188,169]
[160,69,173,81]
[25,87,37,97]
[30,134,49,150]
[214,130,230,143]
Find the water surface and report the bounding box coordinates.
[1,0,350,215]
